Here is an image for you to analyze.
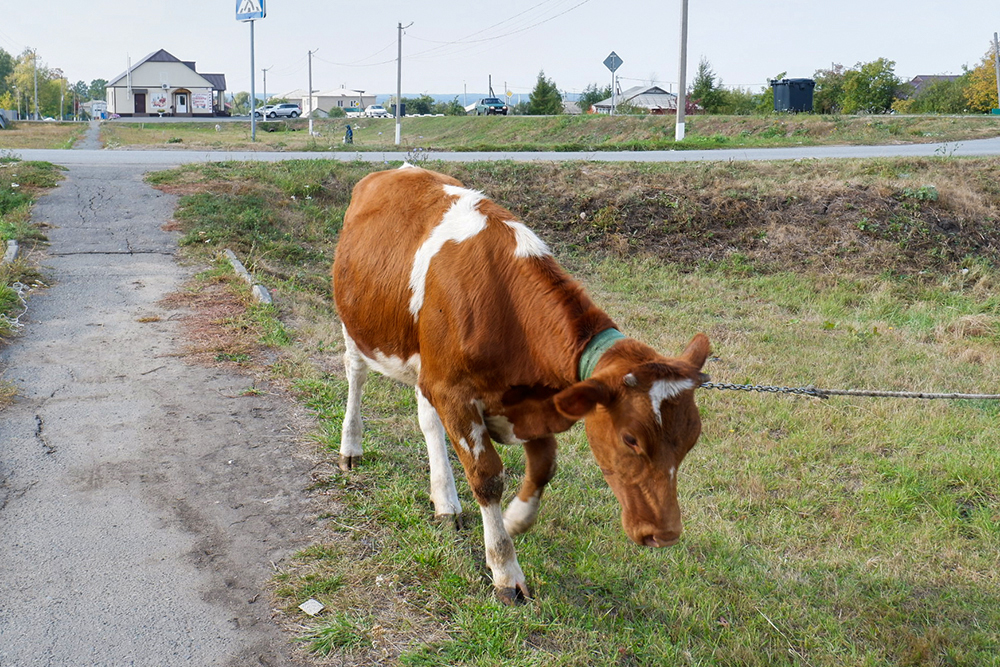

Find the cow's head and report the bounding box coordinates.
[555,333,710,547]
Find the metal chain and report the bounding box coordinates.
[700,381,1000,401]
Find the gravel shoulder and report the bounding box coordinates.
[0,165,321,666]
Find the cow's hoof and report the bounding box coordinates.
[433,513,465,531]
[339,454,362,471]
[495,585,530,606]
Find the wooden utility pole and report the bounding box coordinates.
[993,32,1000,110]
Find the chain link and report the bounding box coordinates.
[700,381,1000,401]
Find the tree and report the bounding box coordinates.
[400,94,435,115]
[907,75,970,114]
[964,46,999,113]
[578,83,611,114]
[690,57,725,113]
[813,63,846,114]
[434,97,467,116]
[717,87,760,115]
[841,58,900,114]
[231,91,251,115]
[527,70,562,115]
[0,48,14,97]
[88,79,107,102]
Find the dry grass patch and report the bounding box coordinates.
[0,122,86,149]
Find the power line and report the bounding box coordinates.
[407,0,593,60]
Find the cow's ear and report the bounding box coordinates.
[681,333,711,370]
[554,379,615,420]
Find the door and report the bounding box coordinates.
[134,93,146,115]
[175,94,187,114]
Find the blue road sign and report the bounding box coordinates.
[236,0,266,21]
[604,51,623,73]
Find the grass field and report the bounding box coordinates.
[0,156,62,346]
[148,157,1000,666]
[101,113,1000,153]
[0,121,87,149]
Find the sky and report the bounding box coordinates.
[3,1,997,101]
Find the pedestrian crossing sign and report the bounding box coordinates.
[236,0,265,21]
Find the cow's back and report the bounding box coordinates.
[333,167,463,364]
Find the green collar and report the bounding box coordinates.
[578,328,625,380]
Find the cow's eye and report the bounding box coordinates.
[623,434,640,450]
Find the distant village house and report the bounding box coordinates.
[591,85,678,115]
[106,49,227,117]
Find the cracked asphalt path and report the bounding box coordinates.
[0,165,319,666]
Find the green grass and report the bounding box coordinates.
[99,113,1000,153]
[0,158,62,346]
[149,158,1000,666]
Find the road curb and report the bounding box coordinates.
[222,248,272,304]
[2,240,18,264]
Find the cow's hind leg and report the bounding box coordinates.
[339,326,368,471]
[504,435,556,536]
[416,387,463,522]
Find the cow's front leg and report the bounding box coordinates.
[439,400,529,604]
[504,436,556,536]
[339,326,368,471]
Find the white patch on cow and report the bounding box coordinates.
[398,162,417,169]
[481,502,527,591]
[461,420,487,460]
[408,185,488,319]
[359,348,421,386]
[416,388,462,517]
[484,414,524,445]
[504,220,550,258]
[503,491,540,536]
[649,378,695,425]
[668,466,676,481]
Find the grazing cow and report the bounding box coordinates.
[332,165,710,604]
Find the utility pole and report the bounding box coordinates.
[262,66,272,109]
[993,32,1000,111]
[33,49,39,120]
[308,49,317,136]
[675,0,689,141]
[396,22,412,145]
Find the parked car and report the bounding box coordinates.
[345,107,363,118]
[364,104,390,118]
[475,97,508,115]
[253,105,275,118]
[268,103,301,118]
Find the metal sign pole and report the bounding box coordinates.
[250,20,256,142]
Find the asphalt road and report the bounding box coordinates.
[0,161,319,666]
[12,135,1000,168]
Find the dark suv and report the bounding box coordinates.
[475,97,508,115]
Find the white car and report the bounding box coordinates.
[364,104,390,118]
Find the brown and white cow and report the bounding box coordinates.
[332,165,710,604]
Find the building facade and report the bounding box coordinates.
[106,49,227,117]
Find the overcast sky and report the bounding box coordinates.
[4,1,996,99]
